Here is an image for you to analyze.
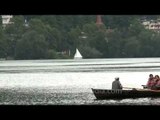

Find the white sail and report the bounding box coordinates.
[74,48,82,59]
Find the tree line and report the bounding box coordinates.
[0,15,160,60]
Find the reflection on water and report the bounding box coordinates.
[0,58,160,105]
[1,87,160,105]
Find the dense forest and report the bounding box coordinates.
[0,15,160,60]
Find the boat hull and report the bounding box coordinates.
[91,88,160,100]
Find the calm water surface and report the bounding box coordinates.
[0,58,160,105]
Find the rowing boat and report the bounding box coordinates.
[91,88,160,100]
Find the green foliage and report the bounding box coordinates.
[123,37,140,57]
[15,30,48,59]
[79,45,102,58]
[0,16,2,26]
[1,15,160,59]
[3,16,26,58]
[0,26,7,58]
[46,49,58,59]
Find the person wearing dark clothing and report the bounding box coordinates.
[112,77,122,90]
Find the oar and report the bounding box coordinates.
[123,87,160,92]
[123,87,155,91]
[123,87,144,90]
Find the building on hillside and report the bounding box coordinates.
[96,15,103,26]
[142,19,160,32]
[1,15,13,27]
[96,15,114,33]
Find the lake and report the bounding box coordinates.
[0,58,160,105]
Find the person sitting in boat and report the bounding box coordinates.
[154,75,159,82]
[151,75,160,90]
[155,79,160,90]
[112,77,123,90]
[146,74,155,89]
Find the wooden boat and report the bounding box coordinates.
[91,88,160,100]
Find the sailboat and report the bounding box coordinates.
[74,48,82,59]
